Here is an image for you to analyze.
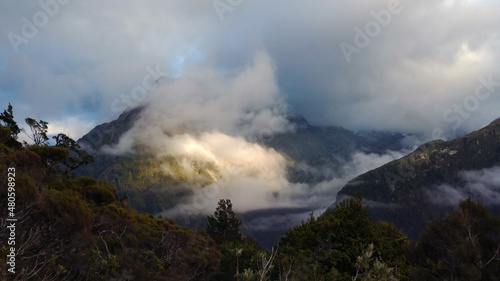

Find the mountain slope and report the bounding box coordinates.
[336,118,500,238]
[265,117,408,183]
[0,124,220,280]
[76,109,408,214]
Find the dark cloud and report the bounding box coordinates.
[1,0,499,139]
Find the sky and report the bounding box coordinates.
[1,0,500,141]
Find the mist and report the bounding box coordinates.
[104,49,296,216]
[99,48,413,219]
[428,166,500,206]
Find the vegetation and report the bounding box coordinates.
[25,117,49,145]
[206,199,243,245]
[0,105,220,280]
[0,103,22,149]
[337,119,500,239]
[76,153,219,214]
[352,244,398,281]
[1,104,499,280]
[205,199,272,281]
[52,133,95,175]
[408,198,500,280]
[272,195,410,280]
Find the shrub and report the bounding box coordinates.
[43,189,92,230]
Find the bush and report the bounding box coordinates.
[44,189,92,230]
[81,181,117,206]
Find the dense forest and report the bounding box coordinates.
[1,104,499,280]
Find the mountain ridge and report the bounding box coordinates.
[75,108,412,247]
[76,108,411,213]
[335,117,500,239]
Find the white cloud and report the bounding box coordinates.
[47,117,96,140]
[429,166,500,205]
[101,48,411,216]
[1,0,499,138]
[103,49,296,215]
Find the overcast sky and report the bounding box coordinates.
[1,0,500,140]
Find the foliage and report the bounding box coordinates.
[3,105,500,281]
[0,121,220,280]
[0,103,22,149]
[206,199,278,281]
[410,197,500,281]
[234,246,278,281]
[43,188,93,231]
[0,103,21,137]
[353,244,398,281]
[210,240,261,281]
[53,133,95,174]
[24,134,94,175]
[0,125,11,144]
[25,117,49,145]
[274,196,410,281]
[206,199,243,245]
[29,144,70,173]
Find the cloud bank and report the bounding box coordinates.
[99,48,411,217]
[429,166,500,206]
[104,49,298,215]
[1,0,500,140]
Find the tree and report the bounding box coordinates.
[211,240,261,281]
[352,244,398,281]
[235,246,279,281]
[206,199,242,245]
[53,133,94,174]
[0,103,22,148]
[413,197,500,281]
[274,196,410,281]
[25,117,49,145]
[0,103,21,138]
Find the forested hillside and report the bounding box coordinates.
[0,108,220,280]
[337,118,500,239]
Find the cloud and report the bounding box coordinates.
[258,0,500,137]
[161,148,409,224]
[104,48,293,154]
[2,0,498,223]
[103,49,298,216]
[1,0,499,141]
[99,48,413,218]
[47,117,96,140]
[428,166,500,206]
[285,150,410,209]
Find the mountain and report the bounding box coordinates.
[75,108,412,247]
[336,118,500,239]
[76,108,409,212]
[265,116,409,183]
[0,124,220,280]
[76,108,220,214]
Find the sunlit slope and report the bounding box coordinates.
[77,108,408,214]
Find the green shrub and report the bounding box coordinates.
[44,189,92,230]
